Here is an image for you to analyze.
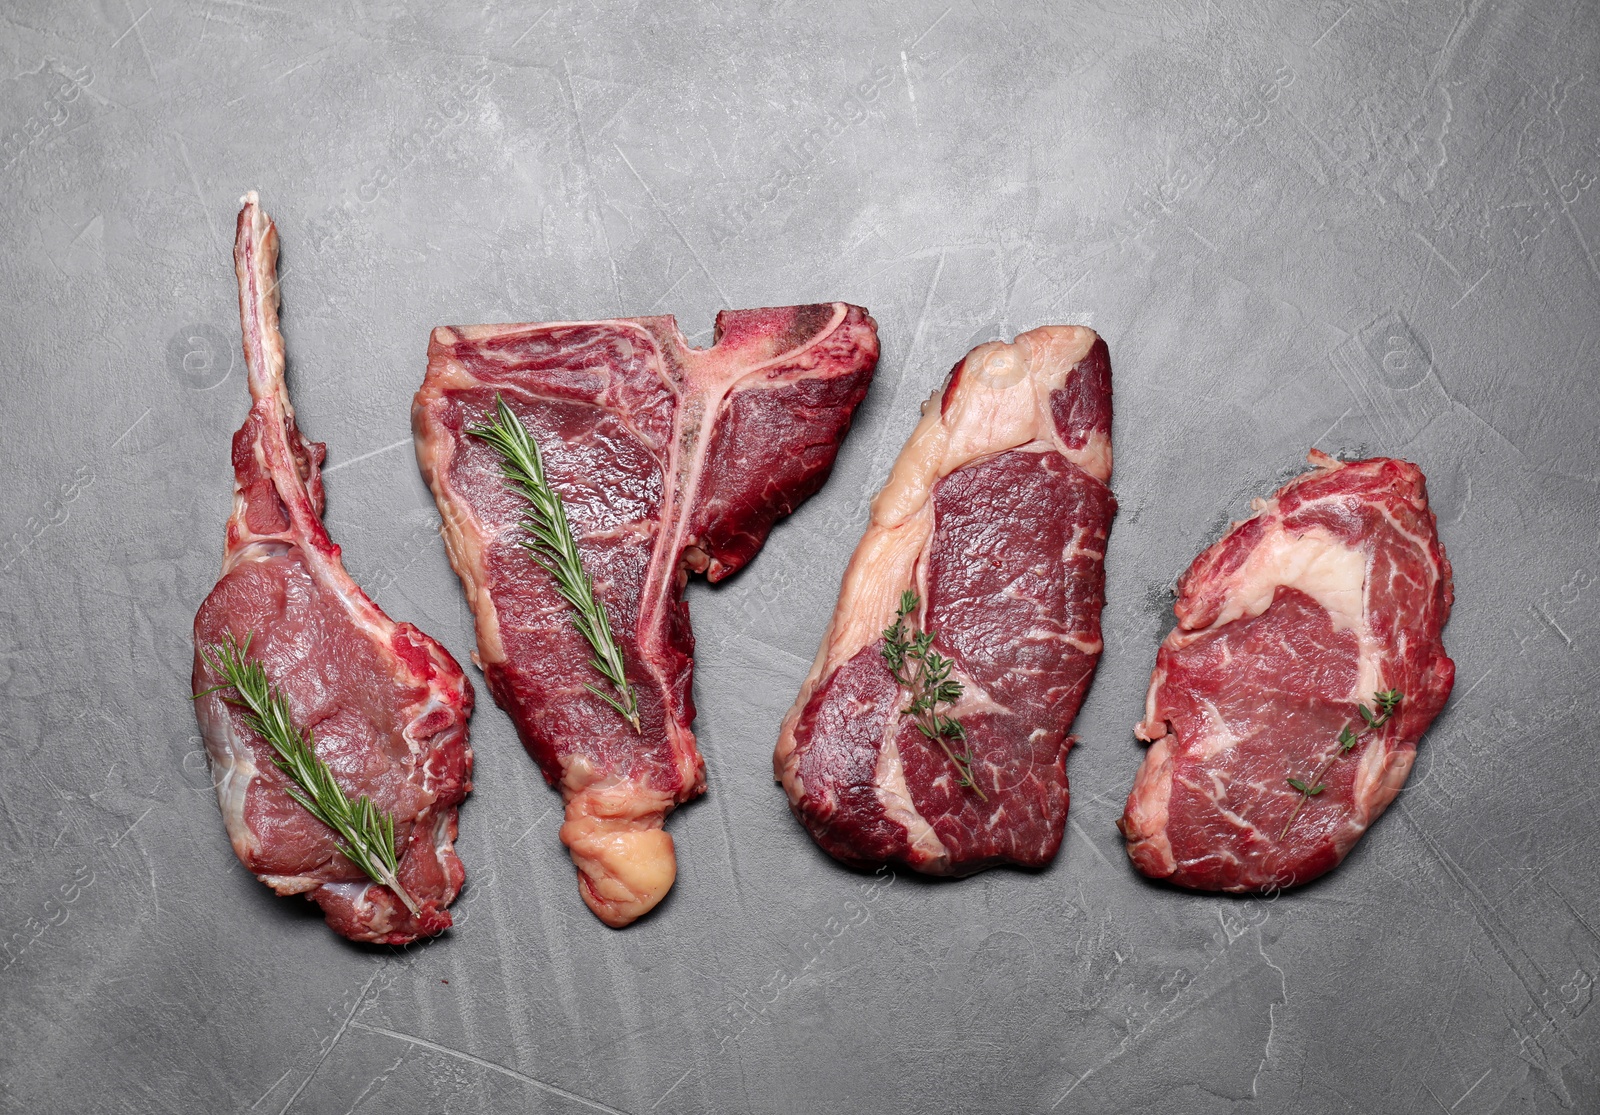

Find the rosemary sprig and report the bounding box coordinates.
[1278,688,1403,839]
[468,394,641,732]
[881,590,987,801]
[195,632,418,915]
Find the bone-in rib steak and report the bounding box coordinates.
[1119,451,1454,891]
[192,194,474,944]
[776,327,1115,874]
[414,305,878,925]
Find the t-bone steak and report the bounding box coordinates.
[775,326,1115,874]
[191,194,475,944]
[413,305,878,926]
[1118,451,1455,891]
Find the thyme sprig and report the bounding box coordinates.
[1278,688,1403,839]
[196,632,418,915]
[468,394,640,732]
[881,590,987,801]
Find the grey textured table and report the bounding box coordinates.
[2,2,1598,1112]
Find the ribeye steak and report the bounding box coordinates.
[192,194,474,944]
[414,305,878,925]
[775,327,1115,874]
[1119,451,1455,891]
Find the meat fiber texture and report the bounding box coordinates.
[192,195,474,945]
[1119,451,1455,892]
[414,304,878,926]
[775,327,1115,875]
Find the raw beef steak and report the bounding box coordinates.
[1119,451,1455,892]
[192,194,474,944]
[414,305,878,925]
[775,327,1115,874]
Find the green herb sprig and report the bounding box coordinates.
[468,394,640,732]
[1279,688,1403,839]
[881,590,987,801]
[196,632,418,914]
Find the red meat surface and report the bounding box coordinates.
[776,328,1115,875]
[1119,452,1455,891]
[192,195,474,944]
[414,304,877,925]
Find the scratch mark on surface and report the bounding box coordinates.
[648,1067,693,1110]
[509,6,553,49]
[726,631,810,671]
[560,59,626,315]
[1181,221,1218,252]
[1422,1080,1454,1113]
[171,133,226,257]
[1428,0,1483,86]
[340,1054,405,1115]
[247,1068,294,1111]
[1280,105,1348,184]
[275,48,333,83]
[1309,5,1350,48]
[508,807,555,849]
[1459,668,1493,699]
[1043,268,1090,315]
[1398,804,1558,1024]
[323,437,412,476]
[1311,406,1354,449]
[1451,268,1491,308]
[1068,817,1115,871]
[906,6,952,52]
[613,144,732,309]
[1451,1067,1492,1109]
[110,5,151,49]
[902,249,946,374]
[385,582,449,635]
[278,970,383,1114]
[120,0,159,83]
[0,782,30,847]
[688,669,757,920]
[645,268,693,313]
[1053,1066,1091,1106]
[351,1022,633,1114]
[1411,230,1465,284]
[211,0,292,13]
[108,807,153,848]
[1329,338,1401,447]
[111,407,153,450]
[1529,603,1573,647]
[864,248,944,471]
[1546,165,1600,286]
[1545,880,1600,948]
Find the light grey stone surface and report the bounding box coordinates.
[2,1,1597,1112]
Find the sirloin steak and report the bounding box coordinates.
[776,327,1115,875]
[192,194,474,944]
[1119,451,1455,892]
[414,305,878,926]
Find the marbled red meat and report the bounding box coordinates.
[776,327,1114,874]
[192,194,474,944]
[1119,452,1455,891]
[414,305,877,925]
